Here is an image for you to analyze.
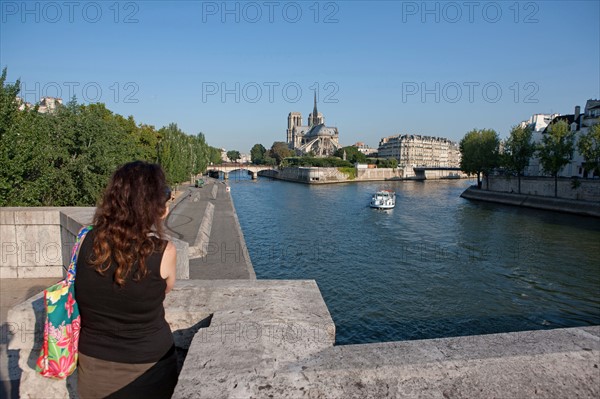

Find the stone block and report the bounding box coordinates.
[66,216,85,236]
[60,226,75,270]
[18,265,64,279]
[1,224,17,267]
[171,237,189,280]
[0,209,15,225]
[15,225,62,267]
[14,210,48,225]
[43,210,60,225]
[0,266,18,278]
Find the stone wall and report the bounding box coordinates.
[0,207,190,279]
[264,167,402,184]
[356,167,402,180]
[0,208,94,279]
[486,176,600,202]
[7,279,334,398]
[461,187,600,217]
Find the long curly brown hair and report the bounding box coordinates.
[90,161,170,286]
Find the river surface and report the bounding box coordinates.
[227,172,600,345]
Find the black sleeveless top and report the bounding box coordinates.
[75,229,174,364]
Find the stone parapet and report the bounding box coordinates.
[7,279,333,398]
[0,207,189,280]
[6,275,600,398]
[0,208,94,279]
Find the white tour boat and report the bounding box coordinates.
[370,190,396,209]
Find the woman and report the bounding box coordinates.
[75,161,178,398]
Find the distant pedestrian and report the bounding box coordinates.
[75,161,178,398]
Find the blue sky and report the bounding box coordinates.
[2,1,599,153]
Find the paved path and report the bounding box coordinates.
[165,179,255,280]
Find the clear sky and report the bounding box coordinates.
[2,0,599,153]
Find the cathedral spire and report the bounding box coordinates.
[312,90,319,126]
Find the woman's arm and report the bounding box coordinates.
[160,241,177,294]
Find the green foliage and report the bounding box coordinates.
[333,146,367,164]
[0,68,213,206]
[268,141,295,165]
[538,120,575,197]
[459,128,500,188]
[157,123,210,185]
[538,120,575,177]
[502,125,535,193]
[263,155,276,166]
[0,67,20,140]
[577,124,600,176]
[226,150,241,162]
[374,158,398,168]
[504,125,535,174]
[338,167,357,179]
[250,143,267,164]
[208,146,223,165]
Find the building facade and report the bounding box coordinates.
[378,134,460,168]
[286,93,341,157]
[353,142,378,157]
[519,113,560,176]
[16,96,63,113]
[524,100,600,178]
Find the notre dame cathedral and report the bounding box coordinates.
[286,92,341,157]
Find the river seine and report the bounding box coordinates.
[227,171,600,345]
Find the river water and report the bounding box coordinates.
[227,171,600,345]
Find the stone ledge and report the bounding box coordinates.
[6,278,600,398]
[7,279,333,398]
[175,324,599,399]
[0,207,189,279]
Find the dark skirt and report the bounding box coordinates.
[78,345,178,399]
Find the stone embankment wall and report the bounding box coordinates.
[486,176,600,202]
[260,167,401,183]
[461,187,600,217]
[356,167,403,181]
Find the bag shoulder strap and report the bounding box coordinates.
[66,225,93,283]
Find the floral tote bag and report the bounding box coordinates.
[36,225,93,379]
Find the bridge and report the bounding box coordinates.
[206,164,276,180]
[410,166,464,180]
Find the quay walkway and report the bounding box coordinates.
[165,178,255,280]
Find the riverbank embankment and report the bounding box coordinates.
[461,175,600,217]
[259,166,467,184]
[461,186,600,217]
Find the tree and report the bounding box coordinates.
[577,124,600,177]
[269,141,295,165]
[459,129,500,189]
[0,67,215,205]
[208,146,223,165]
[227,150,241,163]
[263,155,276,166]
[538,120,575,197]
[504,125,536,193]
[250,143,266,164]
[333,146,367,164]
